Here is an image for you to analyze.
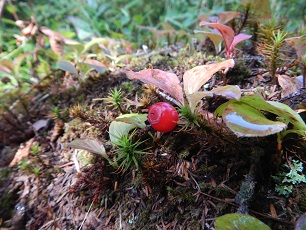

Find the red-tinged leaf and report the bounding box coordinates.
[218,11,240,24]
[125,69,184,106]
[183,59,235,95]
[229,33,252,54]
[199,22,235,57]
[285,34,306,60]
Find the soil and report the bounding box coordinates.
[0,44,306,230]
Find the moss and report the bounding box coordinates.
[299,188,306,212]
[226,60,251,84]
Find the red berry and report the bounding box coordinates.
[147,102,179,132]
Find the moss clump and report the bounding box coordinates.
[226,60,251,84]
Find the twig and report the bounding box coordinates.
[78,200,94,230]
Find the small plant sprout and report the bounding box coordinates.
[147,102,179,132]
[30,143,40,155]
[103,87,125,113]
[178,104,200,129]
[197,21,252,58]
[113,129,147,172]
[257,28,287,84]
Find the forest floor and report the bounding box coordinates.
[0,43,306,230]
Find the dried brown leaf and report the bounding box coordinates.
[21,23,34,36]
[9,138,34,166]
[269,203,278,218]
[285,34,306,60]
[278,74,302,98]
[51,120,64,142]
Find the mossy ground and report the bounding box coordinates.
[0,45,305,229]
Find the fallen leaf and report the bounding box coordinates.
[278,74,302,98]
[285,34,306,60]
[10,138,34,166]
[269,204,278,218]
[32,119,49,131]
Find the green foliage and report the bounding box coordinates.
[271,0,306,31]
[273,160,306,197]
[179,104,200,128]
[103,87,125,113]
[30,143,40,155]
[215,94,306,138]
[256,21,287,83]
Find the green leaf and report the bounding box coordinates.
[57,60,78,75]
[83,38,108,54]
[115,113,148,128]
[222,102,287,137]
[239,95,306,130]
[109,121,136,144]
[215,213,271,230]
[67,16,95,40]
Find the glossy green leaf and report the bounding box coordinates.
[239,95,306,130]
[222,102,287,137]
[109,121,136,144]
[57,60,78,75]
[115,113,148,128]
[215,213,271,230]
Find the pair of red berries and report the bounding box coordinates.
[147,102,179,132]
